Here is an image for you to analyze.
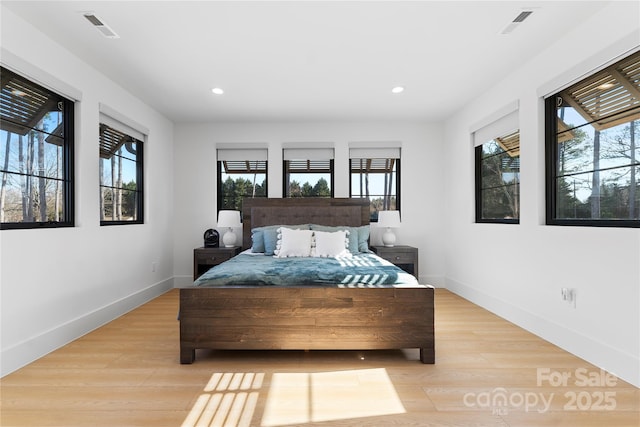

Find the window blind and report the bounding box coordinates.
[216,144,268,161]
[99,104,147,142]
[348,141,401,159]
[472,107,519,147]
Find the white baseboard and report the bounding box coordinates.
[445,277,640,388]
[420,274,445,287]
[1,277,174,378]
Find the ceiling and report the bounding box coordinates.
[2,1,611,123]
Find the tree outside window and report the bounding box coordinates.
[1,67,74,229]
[350,158,399,221]
[99,124,143,225]
[284,159,333,198]
[476,132,520,223]
[218,160,267,212]
[547,50,640,227]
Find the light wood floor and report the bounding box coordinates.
[1,289,638,427]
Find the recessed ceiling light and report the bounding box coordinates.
[391,86,404,94]
[211,88,224,95]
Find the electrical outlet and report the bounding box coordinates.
[151,261,157,272]
[561,288,576,308]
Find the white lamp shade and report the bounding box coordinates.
[377,210,401,228]
[217,210,241,228]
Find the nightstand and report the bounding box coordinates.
[193,246,241,280]
[371,245,419,279]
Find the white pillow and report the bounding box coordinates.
[313,230,351,258]
[274,227,313,258]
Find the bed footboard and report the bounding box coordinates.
[179,285,435,364]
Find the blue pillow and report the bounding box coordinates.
[250,229,265,253]
[252,224,310,255]
[356,225,371,253]
[262,227,280,255]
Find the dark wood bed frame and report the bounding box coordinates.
[179,198,435,364]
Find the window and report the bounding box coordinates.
[472,105,520,224]
[217,145,268,211]
[99,116,143,225]
[283,145,334,197]
[0,67,74,229]
[475,131,520,223]
[349,143,400,221]
[546,50,640,227]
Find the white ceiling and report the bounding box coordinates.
[2,1,611,123]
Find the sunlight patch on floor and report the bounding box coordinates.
[182,368,404,427]
[181,372,263,427]
[262,368,405,426]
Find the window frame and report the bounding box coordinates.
[544,51,640,228]
[349,157,400,222]
[475,132,520,224]
[283,158,335,198]
[217,158,268,213]
[282,145,334,198]
[99,122,144,226]
[0,67,75,230]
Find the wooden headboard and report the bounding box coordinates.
[241,198,370,250]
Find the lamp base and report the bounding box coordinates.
[222,229,237,247]
[382,228,396,247]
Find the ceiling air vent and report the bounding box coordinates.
[513,11,533,23]
[83,13,119,39]
[500,10,533,35]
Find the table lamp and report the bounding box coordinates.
[217,210,241,247]
[377,210,401,247]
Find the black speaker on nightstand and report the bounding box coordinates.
[203,229,219,247]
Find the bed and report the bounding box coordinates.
[179,198,435,364]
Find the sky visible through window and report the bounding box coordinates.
[350,173,393,197]
[558,107,640,203]
[1,112,63,176]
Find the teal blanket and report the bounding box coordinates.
[194,252,419,287]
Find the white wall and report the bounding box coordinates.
[2,0,638,390]
[443,2,640,387]
[0,7,175,376]
[173,121,445,287]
